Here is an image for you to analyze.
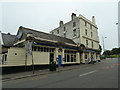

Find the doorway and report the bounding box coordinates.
[58,55,62,67]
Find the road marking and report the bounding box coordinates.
[79,70,97,77]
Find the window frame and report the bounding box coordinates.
[86,40,88,47]
[73,29,77,37]
[73,22,76,27]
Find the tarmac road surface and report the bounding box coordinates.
[2,58,119,88]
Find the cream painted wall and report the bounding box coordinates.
[80,18,99,50]
[32,51,49,64]
[4,47,50,66]
[76,52,80,63]
[6,47,25,66]
[51,15,99,50]
[51,18,80,45]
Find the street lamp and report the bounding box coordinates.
[116,22,119,48]
[102,36,107,52]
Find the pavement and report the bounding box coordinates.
[2,61,103,82]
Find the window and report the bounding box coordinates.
[64,50,76,62]
[85,21,87,26]
[73,54,76,62]
[41,47,43,52]
[85,54,87,59]
[86,40,88,47]
[73,29,77,36]
[73,22,76,27]
[91,32,93,37]
[34,46,37,51]
[57,30,59,34]
[96,54,98,59]
[52,32,54,34]
[85,29,87,35]
[63,33,66,38]
[38,47,40,51]
[64,27,66,31]
[44,47,46,52]
[51,48,54,52]
[46,48,49,52]
[90,25,92,29]
[71,55,74,62]
[92,41,93,48]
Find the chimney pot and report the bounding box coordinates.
[71,13,76,20]
[92,16,96,24]
[59,21,64,26]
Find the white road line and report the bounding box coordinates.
[79,70,97,77]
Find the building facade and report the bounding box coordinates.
[1,26,81,72]
[0,31,15,64]
[50,13,101,63]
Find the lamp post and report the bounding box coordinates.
[116,22,119,48]
[102,36,107,52]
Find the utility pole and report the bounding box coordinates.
[25,33,35,74]
[102,36,107,52]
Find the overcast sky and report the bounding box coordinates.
[0,0,119,50]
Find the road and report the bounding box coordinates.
[2,58,119,88]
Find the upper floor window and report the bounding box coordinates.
[90,25,92,29]
[73,22,76,27]
[63,33,66,38]
[64,27,66,31]
[85,29,87,35]
[57,30,59,34]
[52,31,54,34]
[91,32,93,37]
[86,40,88,47]
[92,41,93,48]
[85,21,87,26]
[73,29,77,37]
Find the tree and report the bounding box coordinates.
[103,50,111,56]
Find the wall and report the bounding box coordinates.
[32,51,49,65]
[6,47,26,66]
[51,17,80,45]
[4,47,50,66]
[79,18,99,49]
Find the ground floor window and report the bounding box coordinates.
[96,54,98,59]
[64,50,76,62]
[85,54,88,59]
[1,54,7,64]
[32,46,54,53]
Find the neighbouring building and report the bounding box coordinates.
[0,31,15,64]
[50,13,101,63]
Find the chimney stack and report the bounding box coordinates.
[71,13,76,20]
[92,16,96,24]
[59,21,64,27]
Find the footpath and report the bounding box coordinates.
[1,61,104,82]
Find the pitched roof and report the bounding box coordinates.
[2,33,15,47]
[16,26,76,45]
